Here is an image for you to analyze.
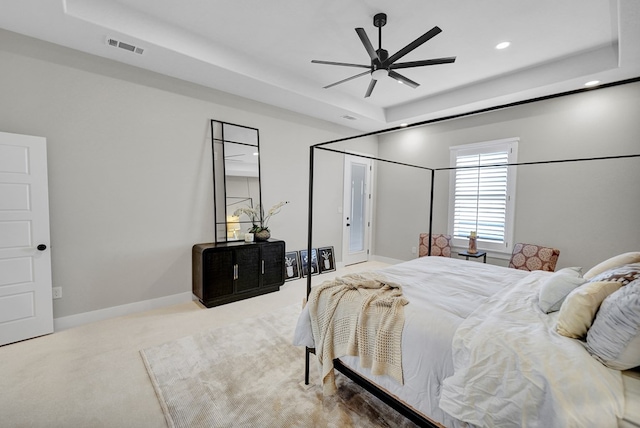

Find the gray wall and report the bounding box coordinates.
[374,82,640,270]
[3,27,637,320]
[310,139,379,263]
[0,29,363,319]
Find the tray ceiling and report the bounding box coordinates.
[1,0,639,131]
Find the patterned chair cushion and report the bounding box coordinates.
[508,243,560,272]
[418,233,451,257]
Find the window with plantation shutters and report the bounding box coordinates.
[448,138,518,254]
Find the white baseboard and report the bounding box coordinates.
[370,255,406,265]
[53,291,193,332]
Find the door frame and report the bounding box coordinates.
[0,131,53,346]
[342,153,374,266]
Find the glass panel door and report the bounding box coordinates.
[342,155,372,266]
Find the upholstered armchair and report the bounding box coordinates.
[509,243,560,272]
[418,233,452,257]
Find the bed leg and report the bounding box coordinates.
[305,347,315,385]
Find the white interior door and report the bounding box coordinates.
[342,154,372,266]
[0,131,53,346]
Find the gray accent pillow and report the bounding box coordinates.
[586,278,640,370]
[538,267,586,313]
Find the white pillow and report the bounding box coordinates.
[558,263,640,339]
[584,252,640,280]
[556,281,623,339]
[538,267,586,313]
[586,279,640,370]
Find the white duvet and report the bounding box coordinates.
[293,257,625,427]
[440,270,624,428]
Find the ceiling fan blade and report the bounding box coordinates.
[386,26,442,65]
[355,28,380,62]
[388,70,420,88]
[364,79,377,98]
[390,57,457,70]
[323,70,371,89]
[311,60,370,69]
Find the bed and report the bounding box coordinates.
[293,255,640,427]
[297,79,640,426]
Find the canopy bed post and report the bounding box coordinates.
[305,145,315,385]
[428,169,435,256]
[306,145,315,298]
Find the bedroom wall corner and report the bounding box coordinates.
[374,81,640,270]
[0,29,362,321]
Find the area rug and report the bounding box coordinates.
[140,304,418,427]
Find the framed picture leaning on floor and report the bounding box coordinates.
[318,246,336,273]
[284,251,301,281]
[300,248,319,277]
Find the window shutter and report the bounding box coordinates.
[452,151,509,244]
[449,138,518,253]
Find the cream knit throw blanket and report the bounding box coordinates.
[307,272,409,395]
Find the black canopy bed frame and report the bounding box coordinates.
[303,76,640,427]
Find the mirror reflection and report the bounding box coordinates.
[211,120,261,242]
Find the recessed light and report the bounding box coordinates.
[400,123,408,127]
[585,80,600,87]
[495,41,510,50]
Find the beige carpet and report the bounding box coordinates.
[0,260,392,427]
[141,303,418,428]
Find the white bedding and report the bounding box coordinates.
[439,270,624,427]
[293,256,626,427]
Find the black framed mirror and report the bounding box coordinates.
[211,120,262,242]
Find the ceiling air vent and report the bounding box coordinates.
[341,115,357,121]
[107,38,144,55]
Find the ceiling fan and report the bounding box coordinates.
[312,13,456,98]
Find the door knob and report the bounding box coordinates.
[37,244,47,251]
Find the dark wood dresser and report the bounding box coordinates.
[192,239,285,308]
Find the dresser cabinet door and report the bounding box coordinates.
[202,248,234,299]
[235,245,261,293]
[261,241,285,287]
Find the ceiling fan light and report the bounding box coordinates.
[371,68,388,80]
